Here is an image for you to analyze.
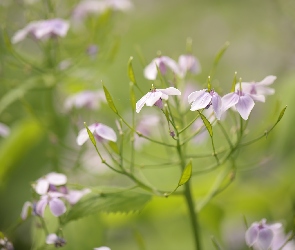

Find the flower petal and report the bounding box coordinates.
[144,59,159,80]
[95,124,117,142]
[35,179,49,195]
[36,197,48,217]
[187,89,207,104]
[94,247,111,250]
[245,224,259,246]
[76,123,97,145]
[235,95,255,120]
[249,94,266,102]
[258,75,277,86]
[136,92,151,113]
[211,92,222,120]
[221,92,239,113]
[46,172,67,186]
[257,228,274,250]
[21,201,32,220]
[66,188,91,205]
[49,198,66,217]
[145,91,162,106]
[158,87,181,96]
[46,234,59,244]
[161,56,181,76]
[178,54,201,77]
[190,91,212,111]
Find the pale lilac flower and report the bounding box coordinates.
[77,123,117,145]
[64,90,105,111]
[188,89,222,120]
[221,89,254,120]
[144,56,181,80]
[237,75,276,102]
[21,201,37,220]
[46,234,66,247]
[65,188,91,205]
[136,87,181,113]
[36,192,66,217]
[94,247,111,250]
[178,54,201,78]
[34,172,67,195]
[0,123,10,137]
[0,236,14,250]
[12,18,70,44]
[245,219,295,250]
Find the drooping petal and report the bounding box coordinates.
[258,75,277,86]
[211,92,222,120]
[46,234,59,244]
[187,89,207,104]
[257,228,274,250]
[161,56,181,76]
[136,92,151,113]
[95,124,117,142]
[249,94,266,102]
[245,224,259,246]
[21,201,32,220]
[35,179,49,195]
[158,87,181,96]
[235,95,255,120]
[49,198,66,217]
[144,59,159,80]
[76,123,97,145]
[36,197,48,217]
[221,92,239,113]
[46,172,67,186]
[178,55,201,77]
[66,189,91,205]
[190,91,212,111]
[145,91,162,106]
[255,85,275,96]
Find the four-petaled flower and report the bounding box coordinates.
[12,18,70,44]
[77,123,117,145]
[188,89,222,120]
[36,192,66,217]
[34,172,67,195]
[46,234,66,247]
[136,87,181,113]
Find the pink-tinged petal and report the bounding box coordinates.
[49,198,66,217]
[255,85,275,96]
[211,93,222,120]
[0,123,10,137]
[46,234,58,244]
[250,94,266,102]
[178,55,201,77]
[235,95,255,120]
[21,201,32,220]
[94,247,111,250]
[257,228,274,250]
[35,179,49,195]
[190,92,212,111]
[66,189,91,205]
[11,29,29,44]
[221,92,239,112]
[76,123,96,145]
[158,87,181,96]
[46,172,67,186]
[187,89,207,104]
[161,56,181,76]
[36,197,48,217]
[145,91,162,106]
[136,92,151,113]
[245,224,259,246]
[95,124,117,142]
[144,59,159,80]
[48,191,64,198]
[258,75,277,86]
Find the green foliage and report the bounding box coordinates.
[84,122,97,147]
[178,160,192,187]
[199,113,213,137]
[128,56,137,85]
[103,84,118,114]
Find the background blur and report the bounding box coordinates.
[0,0,295,249]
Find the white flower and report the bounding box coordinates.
[178,54,201,78]
[34,172,67,195]
[77,123,117,145]
[94,247,111,250]
[46,234,66,247]
[0,123,10,137]
[12,18,70,44]
[136,87,181,113]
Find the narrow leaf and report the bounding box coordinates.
[109,141,119,154]
[130,84,136,111]
[230,72,237,92]
[102,84,118,114]
[275,106,287,125]
[128,56,137,85]
[178,160,192,186]
[84,122,96,147]
[199,113,213,137]
[213,41,230,67]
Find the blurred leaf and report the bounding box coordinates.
[84,122,96,147]
[275,106,287,125]
[128,56,137,85]
[199,113,213,137]
[230,72,237,92]
[102,84,118,114]
[109,141,119,154]
[178,160,192,186]
[130,84,136,111]
[62,189,152,224]
[0,119,43,187]
[213,41,230,68]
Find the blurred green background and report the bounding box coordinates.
[0,0,295,249]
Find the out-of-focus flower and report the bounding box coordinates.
[87,44,99,57]
[178,54,201,78]
[36,192,66,217]
[245,219,295,250]
[65,188,91,205]
[34,172,67,195]
[188,89,222,120]
[221,89,254,120]
[21,201,37,220]
[0,123,10,137]
[0,236,14,250]
[46,234,66,247]
[12,18,70,44]
[94,247,111,250]
[144,56,180,80]
[77,123,117,145]
[237,75,276,102]
[64,90,105,111]
[136,86,181,113]
[72,0,132,21]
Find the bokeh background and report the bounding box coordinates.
[0,0,295,249]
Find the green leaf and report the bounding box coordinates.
[84,122,96,147]
[128,56,137,85]
[230,72,237,92]
[213,41,230,68]
[275,106,287,125]
[62,188,152,224]
[109,141,119,154]
[130,84,136,111]
[102,84,118,114]
[178,160,192,186]
[199,113,213,137]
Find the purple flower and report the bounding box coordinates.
[188,89,222,120]
[77,123,117,145]
[21,201,37,220]
[12,18,69,44]
[65,188,91,205]
[34,172,67,195]
[0,123,10,137]
[0,236,14,250]
[178,54,201,78]
[136,87,181,113]
[237,75,276,102]
[64,90,105,111]
[46,234,66,247]
[144,56,181,80]
[36,192,66,217]
[221,89,255,120]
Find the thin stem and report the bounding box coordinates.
[217,121,233,149]
[178,114,200,134]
